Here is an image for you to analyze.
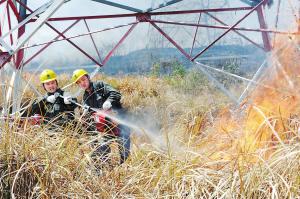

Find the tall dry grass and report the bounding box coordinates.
[0,68,300,198]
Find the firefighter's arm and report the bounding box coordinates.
[99,81,121,106]
[22,97,45,117]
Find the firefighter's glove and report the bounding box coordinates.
[103,101,112,110]
[82,105,90,114]
[64,96,72,105]
[46,95,56,103]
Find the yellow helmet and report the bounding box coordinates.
[40,69,57,83]
[73,69,89,83]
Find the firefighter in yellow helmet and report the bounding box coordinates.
[73,69,130,166]
[23,69,77,127]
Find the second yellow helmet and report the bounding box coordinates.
[73,69,89,83]
[40,69,57,83]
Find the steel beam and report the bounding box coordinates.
[1,1,53,42]
[84,19,102,62]
[273,0,281,46]
[204,12,265,51]
[150,21,192,60]
[21,75,42,97]
[0,1,8,37]
[73,23,138,96]
[194,63,239,104]
[2,66,16,116]
[1,67,6,112]
[0,51,11,68]
[7,0,21,19]
[257,6,271,51]
[15,0,103,67]
[238,60,266,102]
[12,68,22,113]
[192,0,266,61]
[0,0,7,5]
[190,13,201,56]
[15,0,26,70]
[23,19,80,66]
[31,7,255,22]
[21,22,137,50]
[12,0,66,55]
[100,23,138,66]
[7,3,13,45]
[148,19,292,35]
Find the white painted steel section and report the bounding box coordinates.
[12,70,22,114]
[1,67,6,116]
[2,68,16,116]
[276,61,294,90]
[21,76,43,98]
[238,59,266,103]
[1,1,53,40]
[0,38,13,53]
[194,62,239,104]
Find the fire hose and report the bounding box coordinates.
[54,93,119,134]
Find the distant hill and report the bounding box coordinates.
[25,44,266,76]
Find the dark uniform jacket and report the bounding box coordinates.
[24,88,77,125]
[82,81,125,116]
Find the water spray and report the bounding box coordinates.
[54,93,166,146]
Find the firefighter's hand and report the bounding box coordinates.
[64,96,72,105]
[46,95,56,103]
[103,101,112,110]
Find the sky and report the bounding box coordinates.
[0,0,298,68]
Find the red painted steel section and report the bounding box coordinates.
[21,22,137,49]
[205,12,265,51]
[84,19,102,62]
[8,0,21,19]
[190,13,201,56]
[29,7,254,22]
[7,3,13,45]
[46,22,103,67]
[0,52,11,69]
[7,0,278,72]
[192,0,267,61]
[149,19,291,34]
[136,13,151,22]
[15,21,25,69]
[257,6,271,51]
[15,0,103,67]
[15,0,27,70]
[24,20,80,66]
[100,23,138,66]
[0,0,6,5]
[150,21,192,60]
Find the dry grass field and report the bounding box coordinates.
[1,33,300,198]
